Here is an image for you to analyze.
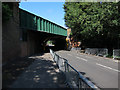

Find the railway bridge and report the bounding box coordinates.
[2,3,67,62]
[19,9,67,55]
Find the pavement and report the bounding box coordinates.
[3,53,66,88]
[56,50,120,89]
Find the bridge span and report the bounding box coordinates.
[19,9,67,56]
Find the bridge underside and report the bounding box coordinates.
[20,29,66,57]
[20,9,67,57]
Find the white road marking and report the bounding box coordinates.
[67,54,72,56]
[96,63,120,72]
[78,54,119,63]
[76,57,88,62]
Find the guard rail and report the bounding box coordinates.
[50,49,99,90]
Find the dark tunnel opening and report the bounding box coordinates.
[44,38,67,52]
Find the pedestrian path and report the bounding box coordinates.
[10,53,66,88]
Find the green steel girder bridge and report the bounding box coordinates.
[19,9,67,52]
[19,9,67,36]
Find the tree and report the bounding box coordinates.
[64,2,120,49]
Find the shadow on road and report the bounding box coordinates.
[79,71,100,89]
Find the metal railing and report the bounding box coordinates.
[50,49,99,90]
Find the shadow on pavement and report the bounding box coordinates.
[2,56,36,88]
[2,53,66,88]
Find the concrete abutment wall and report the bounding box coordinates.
[20,30,44,57]
[2,3,43,62]
[2,3,21,63]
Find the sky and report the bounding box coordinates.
[19,2,67,28]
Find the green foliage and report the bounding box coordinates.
[64,2,120,48]
[106,54,113,58]
[46,40,55,45]
[2,3,13,23]
[47,41,53,44]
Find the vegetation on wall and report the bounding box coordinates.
[2,3,13,23]
[64,2,120,49]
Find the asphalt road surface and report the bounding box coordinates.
[56,50,120,89]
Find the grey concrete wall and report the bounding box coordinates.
[2,3,21,63]
[113,49,120,59]
[27,30,42,55]
[20,30,43,57]
[20,42,28,57]
[85,48,108,57]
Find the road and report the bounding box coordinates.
[56,50,119,89]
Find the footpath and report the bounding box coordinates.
[3,53,66,88]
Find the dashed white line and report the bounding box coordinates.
[96,63,120,72]
[76,57,88,62]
